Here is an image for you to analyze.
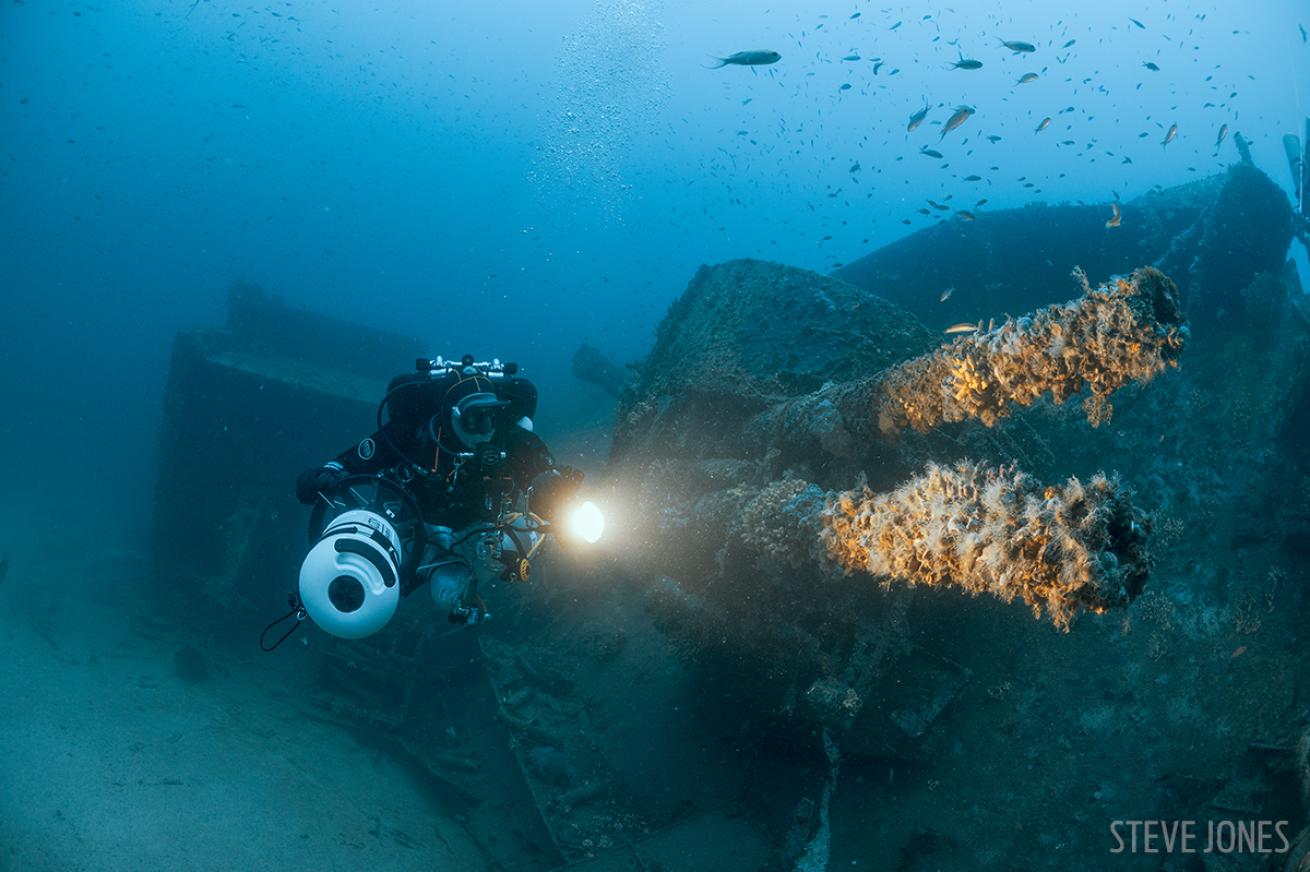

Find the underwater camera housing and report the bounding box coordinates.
[299,509,402,639]
[299,475,426,639]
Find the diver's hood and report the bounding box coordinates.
[450,392,509,448]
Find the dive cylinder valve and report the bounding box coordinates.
[299,509,403,639]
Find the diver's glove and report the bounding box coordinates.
[295,462,347,504]
[527,466,584,521]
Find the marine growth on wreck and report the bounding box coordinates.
[822,461,1149,629]
[878,267,1188,432]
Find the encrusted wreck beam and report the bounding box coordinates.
[731,459,1150,631]
[752,266,1187,455]
[879,267,1187,432]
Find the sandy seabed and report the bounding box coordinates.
[0,546,482,872]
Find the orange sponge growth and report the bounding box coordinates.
[821,460,1150,630]
[879,267,1187,433]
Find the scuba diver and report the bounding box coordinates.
[285,355,600,643]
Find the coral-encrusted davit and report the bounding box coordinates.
[821,461,1149,629]
[878,267,1188,432]
[728,460,1150,631]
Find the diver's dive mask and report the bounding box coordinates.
[450,392,509,448]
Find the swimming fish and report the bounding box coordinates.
[1106,202,1121,228]
[1035,116,1052,132]
[939,287,955,302]
[1143,61,1160,71]
[1161,122,1178,147]
[920,147,944,159]
[956,210,976,221]
[939,105,975,139]
[985,135,1002,143]
[1062,38,1077,48]
[950,55,983,70]
[907,104,930,132]
[945,322,979,334]
[843,54,862,61]
[710,50,781,68]
[1215,124,1228,149]
[999,39,1036,53]
[963,174,982,181]
[1016,72,1039,85]
[1129,17,1146,29]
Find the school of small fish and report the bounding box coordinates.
[706,6,1270,279]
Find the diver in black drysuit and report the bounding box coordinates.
[295,359,581,625]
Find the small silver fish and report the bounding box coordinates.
[907,104,930,133]
[956,210,976,221]
[999,39,1036,53]
[945,322,979,334]
[1215,123,1228,148]
[1161,122,1178,147]
[1106,202,1121,228]
[1035,116,1052,133]
[1016,72,1039,85]
[940,105,975,140]
[939,287,955,302]
[711,50,781,68]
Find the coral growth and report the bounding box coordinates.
[879,267,1188,433]
[724,459,1151,630]
[731,478,829,567]
[820,460,1151,630]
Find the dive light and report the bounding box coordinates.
[565,500,605,544]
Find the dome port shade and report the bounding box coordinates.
[328,575,366,613]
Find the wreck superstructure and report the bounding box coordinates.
[153,160,1310,870]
